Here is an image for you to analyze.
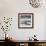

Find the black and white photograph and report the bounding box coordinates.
[18,13,34,28]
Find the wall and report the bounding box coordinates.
[44,15,46,40]
[0,0,46,40]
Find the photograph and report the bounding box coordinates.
[18,13,34,29]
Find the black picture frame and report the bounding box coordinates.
[18,13,34,29]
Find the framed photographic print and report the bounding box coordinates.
[18,13,34,29]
